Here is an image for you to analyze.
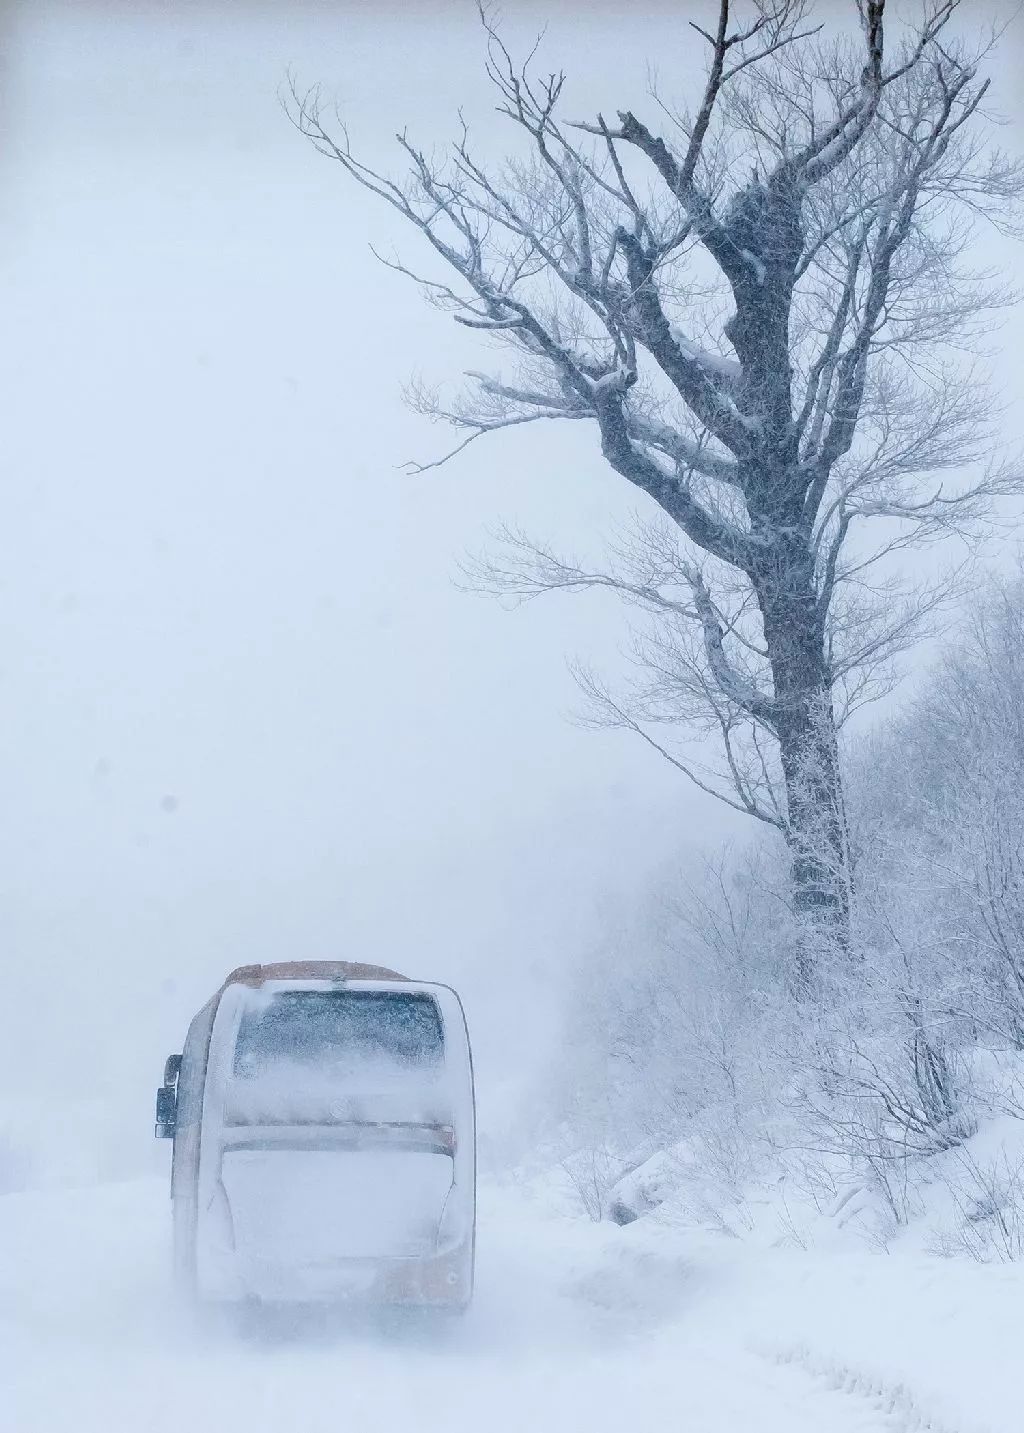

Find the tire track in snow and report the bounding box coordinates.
[755,1343,985,1433]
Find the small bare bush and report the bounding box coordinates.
[933,1149,1024,1262]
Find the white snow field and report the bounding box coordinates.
[2,1173,1020,1433]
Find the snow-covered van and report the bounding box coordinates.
[154,961,475,1309]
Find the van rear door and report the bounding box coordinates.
[196,982,470,1299]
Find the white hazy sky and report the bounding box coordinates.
[2,1,1022,1160]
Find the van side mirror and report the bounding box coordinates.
[155,1053,181,1139]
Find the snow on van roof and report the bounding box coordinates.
[223,961,410,987]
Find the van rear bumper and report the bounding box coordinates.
[197,1240,474,1309]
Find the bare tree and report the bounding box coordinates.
[288,1,1023,983]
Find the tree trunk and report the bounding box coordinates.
[754,538,850,991]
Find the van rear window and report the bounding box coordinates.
[232,990,444,1079]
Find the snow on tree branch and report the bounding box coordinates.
[288,0,1024,964]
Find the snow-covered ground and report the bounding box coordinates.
[2,1169,1020,1433]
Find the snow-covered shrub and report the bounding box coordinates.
[766,579,1024,1209]
[856,576,1024,1049]
[936,1145,1024,1262]
[547,573,1024,1248]
[550,841,789,1170]
[552,820,979,1216]
[561,1142,632,1223]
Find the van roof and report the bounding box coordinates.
[223,961,409,987]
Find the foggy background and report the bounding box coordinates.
[3,0,1022,1183]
